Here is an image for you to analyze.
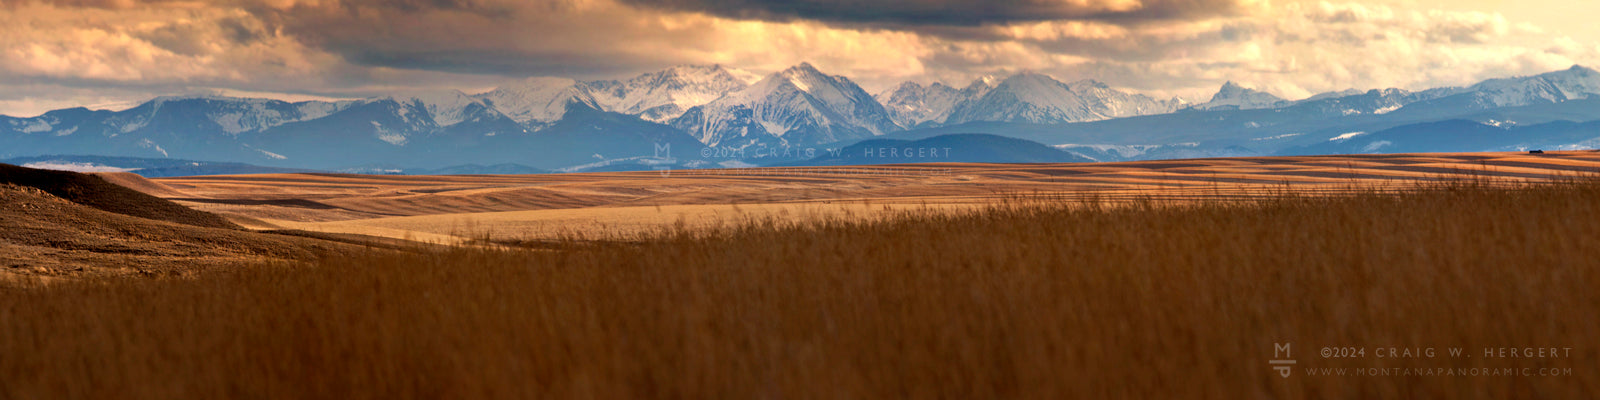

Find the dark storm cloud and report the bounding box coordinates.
[615,0,1251,26]
[228,0,644,77]
[134,15,268,56]
[222,0,1255,77]
[0,0,195,9]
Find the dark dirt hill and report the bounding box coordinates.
[0,163,239,230]
[0,183,385,283]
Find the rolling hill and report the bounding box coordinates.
[0,163,239,229]
[0,163,394,280]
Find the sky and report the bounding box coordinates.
[0,0,1596,117]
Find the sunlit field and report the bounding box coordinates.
[4,179,1595,398]
[146,151,1600,245]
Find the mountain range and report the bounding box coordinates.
[3,63,1599,172]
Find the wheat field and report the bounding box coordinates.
[3,178,1596,398]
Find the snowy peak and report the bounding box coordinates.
[1215,81,1246,98]
[1468,64,1600,102]
[1194,81,1288,111]
[670,62,900,148]
[475,77,598,129]
[1383,64,1600,114]
[642,65,740,86]
[781,62,824,78]
[1067,79,1187,117]
[773,62,837,94]
[943,72,1179,125]
[994,72,1074,103]
[586,64,750,123]
[876,81,962,128]
[959,76,999,101]
[768,63,885,119]
[388,89,487,127]
[1202,65,1598,114]
[1551,65,1600,96]
[108,95,355,135]
[876,81,928,103]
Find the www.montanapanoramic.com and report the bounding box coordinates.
[1303,367,1575,377]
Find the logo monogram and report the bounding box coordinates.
[1270,343,1296,378]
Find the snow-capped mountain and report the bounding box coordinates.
[388,90,491,127]
[1468,65,1600,105]
[876,82,962,128]
[960,76,1000,100]
[671,62,901,149]
[1064,79,1188,118]
[0,96,367,161]
[292,91,526,148]
[1424,65,1600,110]
[1284,87,1457,118]
[1191,81,1289,111]
[473,65,754,128]
[474,77,601,130]
[6,63,1600,170]
[1340,65,1600,119]
[942,72,1182,125]
[876,76,1004,128]
[1195,65,1599,117]
[585,65,752,123]
[98,95,355,136]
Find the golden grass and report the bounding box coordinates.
[0,184,375,282]
[147,151,1600,245]
[153,151,1600,226]
[3,180,1598,398]
[265,201,984,245]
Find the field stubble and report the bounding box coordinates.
[2,180,1598,398]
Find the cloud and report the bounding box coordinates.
[0,0,957,114]
[242,0,699,77]
[233,0,945,81]
[615,0,1256,26]
[928,1,1600,102]
[220,0,1273,83]
[0,2,336,85]
[0,0,513,113]
[0,0,1596,117]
